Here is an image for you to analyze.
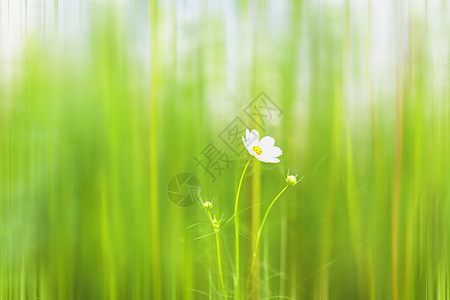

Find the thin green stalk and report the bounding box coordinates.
[234,157,252,300]
[215,232,225,297]
[246,184,289,291]
[207,211,226,297]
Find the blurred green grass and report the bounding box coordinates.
[1,1,449,299]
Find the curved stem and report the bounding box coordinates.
[234,157,251,299]
[207,211,226,297]
[246,184,289,291]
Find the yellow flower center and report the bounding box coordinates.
[252,145,262,155]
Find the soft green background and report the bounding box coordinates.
[1,0,449,299]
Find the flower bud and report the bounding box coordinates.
[212,216,220,230]
[203,201,213,209]
[286,175,297,185]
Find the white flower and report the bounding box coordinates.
[241,129,282,163]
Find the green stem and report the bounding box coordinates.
[215,232,226,297]
[207,211,226,297]
[234,157,251,300]
[246,184,289,292]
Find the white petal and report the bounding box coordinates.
[259,136,275,148]
[243,129,260,149]
[270,146,282,157]
[245,129,251,140]
[256,146,282,163]
[249,129,260,143]
[258,156,280,163]
[259,146,282,158]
